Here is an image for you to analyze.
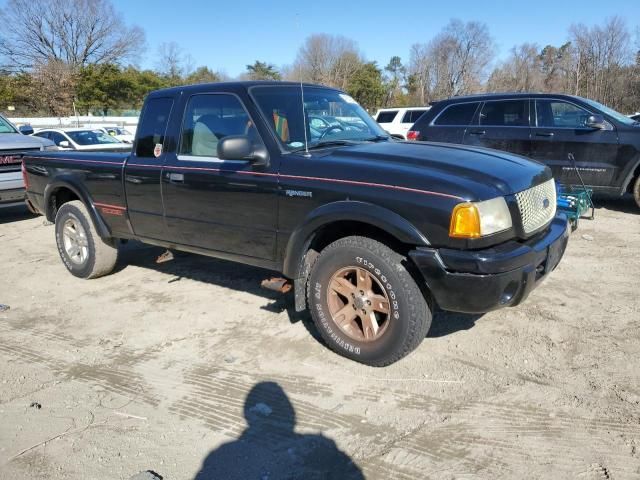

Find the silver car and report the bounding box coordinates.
[0,114,56,209]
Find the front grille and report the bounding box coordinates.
[0,147,41,172]
[515,179,557,235]
[0,147,41,155]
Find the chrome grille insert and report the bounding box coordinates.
[515,179,557,235]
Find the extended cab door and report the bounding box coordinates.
[124,96,174,240]
[463,99,532,158]
[161,92,278,260]
[531,98,620,187]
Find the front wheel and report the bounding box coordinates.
[307,236,432,366]
[633,175,640,210]
[55,200,119,279]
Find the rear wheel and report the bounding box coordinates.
[307,236,432,366]
[633,175,640,210]
[54,200,118,279]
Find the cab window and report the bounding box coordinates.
[179,94,260,158]
[376,111,399,123]
[49,132,68,146]
[433,102,480,126]
[479,100,528,126]
[536,100,592,128]
[136,97,174,158]
[402,110,427,123]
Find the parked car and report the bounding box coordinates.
[0,114,56,209]
[23,81,568,366]
[374,107,430,139]
[95,126,135,143]
[33,128,131,152]
[407,93,640,209]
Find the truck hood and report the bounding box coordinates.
[0,133,53,150]
[327,141,552,200]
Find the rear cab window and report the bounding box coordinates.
[135,97,174,158]
[432,102,480,126]
[478,100,529,126]
[376,111,399,123]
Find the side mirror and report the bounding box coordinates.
[586,114,606,130]
[217,135,269,166]
[19,125,34,136]
[59,140,70,148]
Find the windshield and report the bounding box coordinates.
[251,85,387,151]
[0,115,18,134]
[580,98,638,126]
[67,130,122,145]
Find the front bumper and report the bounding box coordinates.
[409,214,570,314]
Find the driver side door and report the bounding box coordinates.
[531,99,620,187]
[161,92,279,260]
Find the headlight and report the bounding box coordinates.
[449,197,512,238]
[42,144,59,151]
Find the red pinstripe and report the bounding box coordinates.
[94,202,126,210]
[35,156,465,202]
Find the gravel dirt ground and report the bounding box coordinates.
[0,198,639,480]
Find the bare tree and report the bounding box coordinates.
[486,43,544,92]
[292,34,363,89]
[408,20,494,102]
[569,16,631,106]
[155,42,194,82]
[0,0,145,70]
[31,60,78,115]
[406,43,431,104]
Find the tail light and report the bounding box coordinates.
[407,130,420,141]
[21,160,29,189]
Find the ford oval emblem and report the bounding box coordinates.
[543,198,550,209]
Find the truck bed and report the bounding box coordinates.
[23,151,131,237]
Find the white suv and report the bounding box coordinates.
[374,107,430,140]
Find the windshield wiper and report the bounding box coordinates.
[290,139,360,153]
[362,134,390,142]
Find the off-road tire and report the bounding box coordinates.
[54,200,118,279]
[307,236,432,366]
[633,175,640,210]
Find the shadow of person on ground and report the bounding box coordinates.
[193,381,364,480]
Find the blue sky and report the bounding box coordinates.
[108,1,638,75]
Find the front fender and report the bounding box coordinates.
[282,200,429,278]
[44,176,112,239]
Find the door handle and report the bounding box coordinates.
[535,132,555,137]
[468,130,486,136]
[166,172,184,183]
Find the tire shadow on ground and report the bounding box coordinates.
[116,241,484,344]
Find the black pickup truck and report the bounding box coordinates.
[23,81,569,366]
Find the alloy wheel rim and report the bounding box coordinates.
[327,266,391,342]
[62,216,89,265]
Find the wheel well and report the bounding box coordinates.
[308,220,409,258]
[49,187,80,220]
[300,220,433,309]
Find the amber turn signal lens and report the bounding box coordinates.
[449,203,481,238]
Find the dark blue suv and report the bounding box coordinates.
[408,93,640,210]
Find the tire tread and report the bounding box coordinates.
[307,235,431,367]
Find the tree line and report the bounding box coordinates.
[0,0,638,117]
